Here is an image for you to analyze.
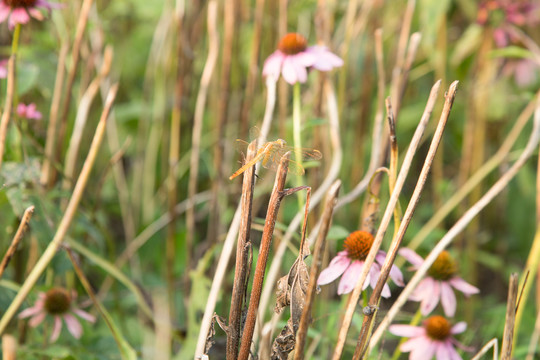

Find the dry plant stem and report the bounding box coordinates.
[526,311,540,360]
[501,273,519,360]
[55,0,94,178]
[353,81,458,360]
[471,338,498,360]
[294,180,342,360]
[1,334,16,360]
[255,80,343,349]
[226,141,257,360]
[237,154,291,360]
[0,206,34,280]
[331,80,442,360]
[0,84,118,336]
[186,0,218,273]
[369,105,540,350]
[41,42,68,186]
[386,98,400,233]
[407,90,540,253]
[0,56,15,172]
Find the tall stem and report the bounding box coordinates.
[292,82,304,207]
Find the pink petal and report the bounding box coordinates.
[291,51,316,67]
[338,260,364,295]
[447,343,463,360]
[411,338,437,360]
[399,248,424,268]
[435,341,452,360]
[375,251,387,265]
[18,304,44,319]
[389,263,405,286]
[306,46,343,71]
[440,281,457,317]
[451,321,467,335]
[281,56,300,84]
[400,336,428,352]
[0,5,10,23]
[28,312,46,328]
[28,8,44,21]
[50,316,62,342]
[262,51,284,80]
[369,262,380,289]
[317,252,350,285]
[63,313,83,339]
[381,283,391,298]
[389,324,425,338]
[10,8,30,24]
[421,279,440,315]
[73,308,96,323]
[449,277,479,296]
[410,277,434,301]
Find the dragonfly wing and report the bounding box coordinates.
[235,139,250,155]
[262,152,305,176]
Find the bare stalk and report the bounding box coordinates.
[369,104,540,350]
[294,180,342,360]
[501,273,519,360]
[0,206,34,280]
[471,338,498,360]
[226,141,257,359]
[0,84,118,336]
[0,56,16,172]
[331,81,442,360]
[353,81,458,359]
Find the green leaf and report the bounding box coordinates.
[489,46,533,59]
[327,225,350,240]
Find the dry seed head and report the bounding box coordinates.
[44,288,72,315]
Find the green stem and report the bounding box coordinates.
[391,308,423,360]
[292,82,303,208]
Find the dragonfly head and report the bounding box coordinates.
[276,139,287,147]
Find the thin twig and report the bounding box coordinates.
[0,206,35,280]
[227,141,257,359]
[331,80,442,360]
[0,84,118,336]
[471,338,498,360]
[0,55,16,172]
[501,273,519,360]
[353,81,458,359]
[294,180,342,360]
[238,153,292,360]
[369,103,540,350]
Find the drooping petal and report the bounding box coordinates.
[421,279,440,315]
[446,341,463,360]
[451,321,467,335]
[338,260,363,294]
[409,277,431,301]
[440,281,457,317]
[292,51,317,67]
[317,252,350,285]
[28,7,44,21]
[389,263,405,286]
[410,338,437,360]
[63,313,83,339]
[9,8,30,25]
[381,283,391,298]
[389,324,425,338]
[369,262,380,289]
[73,308,96,323]
[306,46,343,71]
[399,248,425,268]
[435,341,452,360]
[28,311,46,328]
[262,51,285,80]
[0,4,11,23]
[281,56,301,84]
[400,336,429,352]
[449,277,479,296]
[50,316,63,342]
[18,304,44,319]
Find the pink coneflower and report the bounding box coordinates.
[317,230,404,296]
[399,248,480,317]
[262,32,343,85]
[19,287,95,342]
[0,0,59,29]
[17,103,42,119]
[389,315,468,360]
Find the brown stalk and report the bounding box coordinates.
[1,334,16,360]
[226,141,257,359]
[237,153,292,360]
[0,55,15,172]
[54,0,95,182]
[369,103,540,350]
[294,180,342,360]
[0,206,34,280]
[501,273,519,360]
[353,81,458,360]
[332,81,442,360]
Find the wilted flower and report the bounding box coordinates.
[19,287,95,342]
[262,32,343,85]
[399,249,479,317]
[389,315,468,360]
[17,103,42,119]
[0,0,60,29]
[317,230,404,296]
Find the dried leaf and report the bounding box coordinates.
[275,274,290,313]
[290,259,309,329]
[205,313,228,354]
[271,319,296,360]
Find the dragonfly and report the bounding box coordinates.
[229,138,322,180]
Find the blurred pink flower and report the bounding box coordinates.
[0,59,7,78]
[262,32,343,85]
[0,0,60,29]
[317,230,404,296]
[19,288,95,342]
[399,249,479,317]
[390,315,468,360]
[17,103,42,119]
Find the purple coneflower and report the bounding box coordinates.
[262,32,343,85]
[399,248,480,317]
[0,0,59,29]
[317,230,404,296]
[17,103,42,120]
[389,315,468,360]
[19,287,95,342]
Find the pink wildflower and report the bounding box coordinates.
[262,32,343,85]
[19,287,95,342]
[0,0,60,30]
[399,248,479,317]
[17,103,42,119]
[317,230,404,296]
[389,315,469,360]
